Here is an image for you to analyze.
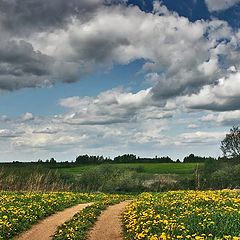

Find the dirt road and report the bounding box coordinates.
[15,202,92,240]
[87,201,131,240]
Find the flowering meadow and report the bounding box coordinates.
[1,190,240,240]
[123,191,240,240]
[0,191,105,239]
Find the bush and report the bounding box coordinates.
[78,165,144,192]
[211,164,240,189]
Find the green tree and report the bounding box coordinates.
[50,157,56,163]
[221,126,240,158]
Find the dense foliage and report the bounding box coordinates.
[221,126,240,158]
[75,154,174,164]
[183,154,215,163]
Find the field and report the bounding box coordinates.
[0,191,126,239]
[59,163,201,177]
[0,162,203,193]
[1,190,239,240]
[123,190,240,239]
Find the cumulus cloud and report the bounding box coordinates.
[38,6,239,101]
[0,0,239,96]
[0,0,239,161]
[0,40,54,90]
[183,71,240,111]
[0,0,129,91]
[36,5,210,97]
[201,110,240,125]
[205,0,240,12]
[0,115,10,122]
[176,131,225,145]
[57,87,167,125]
[0,0,106,35]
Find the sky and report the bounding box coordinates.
[0,0,240,162]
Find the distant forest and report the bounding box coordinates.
[7,153,218,165]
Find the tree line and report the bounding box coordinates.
[74,153,214,165]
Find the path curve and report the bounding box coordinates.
[15,202,92,240]
[87,200,131,240]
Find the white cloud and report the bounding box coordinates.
[187,124,199,129]
[32,127,58,134]
[0,129,24,138]
[58,88,156,125]
[175,131,225,145]
[202,110,240,125]
[21,112,34,121]
[0,1,239,106]
[29,5,239,99]
[0,1,239,161]
[182,71,240,111]
[205,0,240,12]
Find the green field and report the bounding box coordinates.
[0,162,204,192]
[59,163,202,176]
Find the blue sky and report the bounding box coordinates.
[0,0,239,162]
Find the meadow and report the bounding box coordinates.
[59,163,201,177]
[123,190,240,240]
[0,191,129,239]
[0,191,89,239]
[0,162,201,193]
[0,190,239,239]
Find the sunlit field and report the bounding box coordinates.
[1,190,240,240]
[59,163,201,177]
[123,190,240,240]
[0,192,123,239]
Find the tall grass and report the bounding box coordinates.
[0,165,73,191]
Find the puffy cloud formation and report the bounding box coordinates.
[57,87,173,125]
[0,0,239,99]
[202,110,240,125]
[205,0,240,12]
[183,71,240,111]
[0,1,239,161]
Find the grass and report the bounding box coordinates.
[0,162,203,192]
[0,191,105,239]
[58,163,202,177]
[123,190,240,239]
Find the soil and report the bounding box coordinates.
[87,201,131,240]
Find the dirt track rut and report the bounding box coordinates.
[87,201,131,240]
